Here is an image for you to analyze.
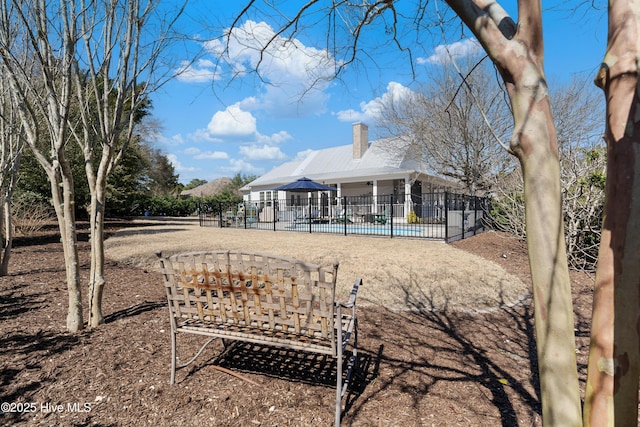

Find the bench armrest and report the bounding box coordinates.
[337,277,362,309]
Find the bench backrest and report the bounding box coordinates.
[159,251,339,342]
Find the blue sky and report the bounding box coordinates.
[148,2,608,185]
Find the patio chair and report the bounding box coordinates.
[292,208,320,227]
[373,209,388,225]
[332,208,353,224]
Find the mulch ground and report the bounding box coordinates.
[0,221,594,426]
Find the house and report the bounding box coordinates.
[241,123,456,223]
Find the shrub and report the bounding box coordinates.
[12,191,55,236]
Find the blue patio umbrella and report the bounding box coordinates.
[272,177,336,233]
[272,177,336,192]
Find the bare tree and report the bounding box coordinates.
[0,69,24,275]
[492,77,606,271]
[230,1,636,425]
[494,143,606,272]
[0,0,85,332]
[376,57,514,195]
[0,0,186,331]
[583,2,640,425]
[69,0,186,327]
[555,78,606,272]
[403,3,582,423]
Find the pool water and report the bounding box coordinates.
[285,223,430,236]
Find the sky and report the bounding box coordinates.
[148,1,608,185]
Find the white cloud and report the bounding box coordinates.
[188,128,224,143]
[239,144,286,161]
[175,59,220,83]
[418,38,482,65]
[175,21,338,158]
[169,134,185,145]
[191,104,293,148]
[185,147,229,160]
[167,154,198,173]
[334,108,365,123]
[257,130,292,145]
[223,158,264,175]
[196,152,228,160]
[141,125,185,147]
[206,103,257,136]
[208,20,337,117]
[335,81,414,123]
[238,96,259,110]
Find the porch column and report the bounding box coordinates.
[405,176,412,220]
[372,180,378,213]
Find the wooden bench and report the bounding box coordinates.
[156,250,361,426]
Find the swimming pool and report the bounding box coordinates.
[284,222,444,238]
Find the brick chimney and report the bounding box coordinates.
[352,122,368,159]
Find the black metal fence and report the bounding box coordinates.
[198,192,489,243]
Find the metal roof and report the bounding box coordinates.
[242,138,435,191]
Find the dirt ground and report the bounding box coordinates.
[0,219,594,426]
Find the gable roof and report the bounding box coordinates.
[242,138,435,191]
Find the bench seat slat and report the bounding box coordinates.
[177,320,340,355]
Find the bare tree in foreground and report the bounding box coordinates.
[231,1,639,425]
[583,1,640,425]
[0,69,24,275]
[440,3,581,424]
[0,0,186,331]
[71,0,186,327]
[0,0,85,331]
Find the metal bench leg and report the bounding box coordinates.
[171,334,218,384]
[341,317,358,397]
[170,330,177,384]
[335,307,344,427]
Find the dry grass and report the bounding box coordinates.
[104,217,529,312]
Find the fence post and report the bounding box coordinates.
[472,197,476,235]
[462,195,466,240]
[482,197,489,232]
[389,199,394,238]
[308,199,312,234]
[343,196,347,236]
[444,192,449,242]
[273,200,276,231]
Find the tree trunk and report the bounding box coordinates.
[443,1,582,425]
[49,157,83,332]
[0,196,13,276]
[87,186,106,328]
[516,103,581,427]
[584,3,640,425]
[86,151,111,328]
